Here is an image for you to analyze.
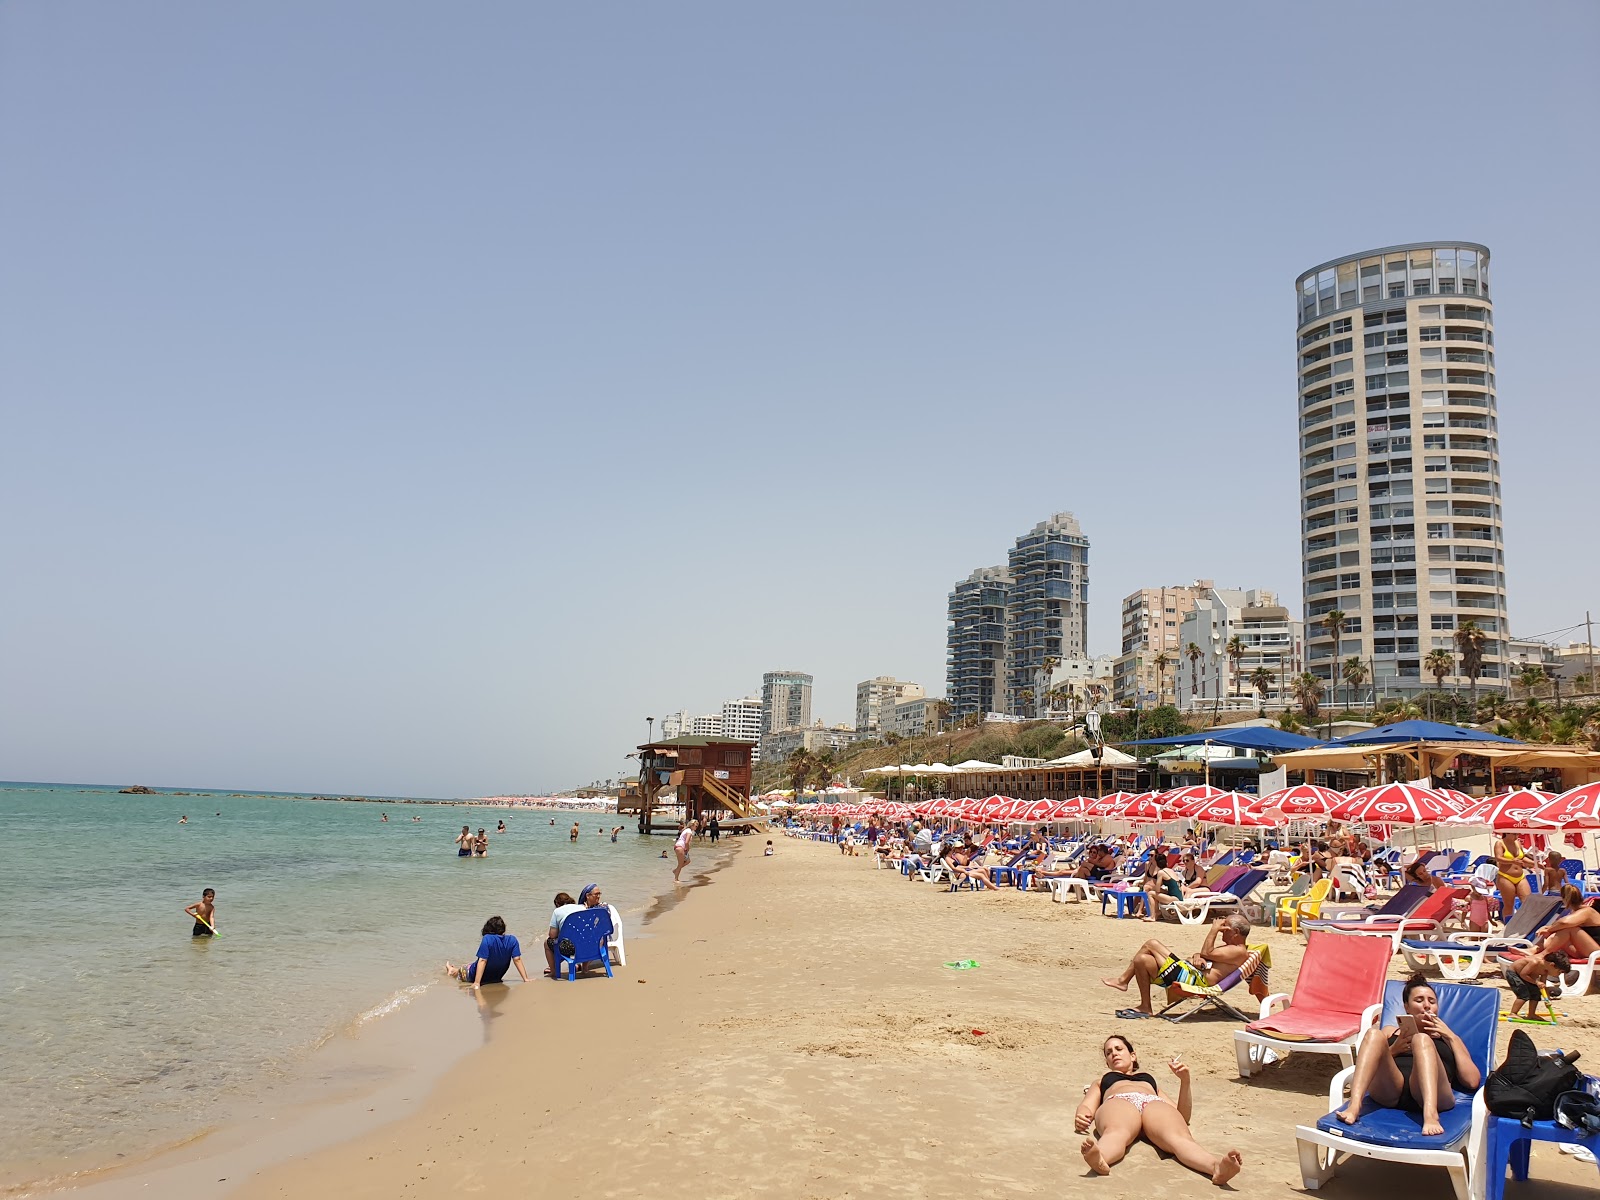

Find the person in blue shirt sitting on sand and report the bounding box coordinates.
[446,916,530,990]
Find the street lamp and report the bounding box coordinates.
[1204,739,1214,790]
[646,716,655,745]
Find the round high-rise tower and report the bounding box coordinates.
[1295,243,1505,700]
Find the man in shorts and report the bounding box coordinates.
[1101,914,1254,1015]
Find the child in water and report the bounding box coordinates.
[185,888,218,936]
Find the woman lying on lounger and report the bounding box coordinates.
[940,843,1001,894]
[1335,974,1481,1137]
[1073,1035,1242,1186]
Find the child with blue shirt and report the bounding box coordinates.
[445,916,530,989]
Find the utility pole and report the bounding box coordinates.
[1588,611,1596,697]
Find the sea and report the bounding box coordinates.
[0,782,679,1193]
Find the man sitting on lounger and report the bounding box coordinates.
[1101,915,1254,1015]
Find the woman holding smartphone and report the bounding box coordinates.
[1334,974,1480,1136]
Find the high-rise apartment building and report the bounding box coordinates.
[1112,581,1214,705]
[720,696,763,743]
[760,671,813,734]
[855,677,924,734]
[1005,513,1090,714]
[1296,243,1507,695]
[1172,587,1302,709]
[946,565,1012,721]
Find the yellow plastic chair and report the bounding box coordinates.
[1277,877,1333,933]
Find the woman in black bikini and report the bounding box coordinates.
[1073,1035,1242,1186]
[1335,974,1480,1136]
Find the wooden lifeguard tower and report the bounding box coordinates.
[623,736,761,834]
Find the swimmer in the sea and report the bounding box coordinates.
[496,820,506,834]
[185,887,218,937]
[179,815,188,824]
[381,812,388,822]
[570,822,580,843]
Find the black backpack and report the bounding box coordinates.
[1484,1028,1582,1127]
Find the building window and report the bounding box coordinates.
[1413,280,1432,295]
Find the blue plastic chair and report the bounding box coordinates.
[1295,980,1499,1200]
[553,908,615,981]
[1476,1072,1600,1200]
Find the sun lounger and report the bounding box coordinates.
[1493,945,1600,999]
[1300,882,1429,929]
[1316,887,1467,954]
[1294,980,1498,1200]
[1399,893,1561,979]
[1168,869,1268,926]
[1234,931,1392,1078]
[1155,945,1270,1023]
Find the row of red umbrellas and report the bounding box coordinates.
[886,781,1600,832]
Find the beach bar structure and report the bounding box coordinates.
[866,757,1150,804]
[624,736,759,834]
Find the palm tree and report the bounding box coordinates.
[811,749,836,790]
[1342,657,1369,714]
[1454,619,1487,713]
[1425,648,1453,690]
[1039,656,1060,716]
[1185,642,1203,707]
[1153,651,1172,705]
[1019,687,1035,717]
[1321,609,1347,651]
[1291,672,1325,719]
[1226,636,1245,697]
[930,699,951,732]
[786,747,813,798]
[1249,666,1273,708]
[1515,666,1548,699]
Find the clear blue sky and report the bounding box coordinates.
[3,3,1595,796]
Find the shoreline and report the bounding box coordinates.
[46,835,1600,1199]
[25,834,727,1200]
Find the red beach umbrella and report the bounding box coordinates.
[1117,791,1172,823]
[1187,791,1278,828]
[1332,782,1458,827]
[1162,785,1231,819]
[1048,795,1092,820]
[1527,782,1600,830]
[1016,798,1058,824]
[1449,789,1549,831]
[1257,783,1345,820]
[1084,791,1137,820]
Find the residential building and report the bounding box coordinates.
[946,565,1012,720]
[720,696,763,743]
[1045,655,1117,713]
[1173,587,1302,710]
[855,677,924,735]
[689,713,722,737]
[760,722,861,766]
[761,671,813,735]
[659,711,690,739]
[1113,582,1214,705]
[1005,512,1090,715]
[1297,243,1508,696]
[1552,643,1599,689]
[884,694,943,739]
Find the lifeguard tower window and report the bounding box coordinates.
[681,749,702,765]
[722,751,743,766]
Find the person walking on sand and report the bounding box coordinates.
[673,818,698,882]
[455,825,474,857]
[184,887,219,937]
[708,815,721,844]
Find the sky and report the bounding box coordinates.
[2,3,1596,797]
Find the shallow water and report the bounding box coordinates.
[0,783,671,1189]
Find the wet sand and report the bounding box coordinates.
[63,837,1600,1199]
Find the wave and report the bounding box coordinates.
[354,983,430,1027]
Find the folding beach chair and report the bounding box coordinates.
[553,908,615,981]
[1294,980,1499,1200]
[1155,946,1269,1023]
[1234,931,1392,1078]
[1399,892,1560,980]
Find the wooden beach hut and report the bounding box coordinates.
[624,736,760,834]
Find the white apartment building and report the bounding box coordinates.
[884,695,943,739]
[689,713,723,737]
[1297,243,1508,696]
[1113,582,1214,705]
[1173,588,1303,710]
[855,677,924,735]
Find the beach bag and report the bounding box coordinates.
[1485,1029,1582,1127]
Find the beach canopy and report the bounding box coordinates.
[1527,782,1600,830]
[1043,746,1139,767]
[1320,719,1521,747]
[951,759,1005,771]
[1333,782,1460,826]
[1121,727,1322,753]
[1258,783,1345,819]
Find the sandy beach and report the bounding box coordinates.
[63,836,1599,1200]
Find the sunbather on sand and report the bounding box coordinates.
[1334,975,1480,1137]
[1101,915,1253,1014]
[1074,1035,1242,1186]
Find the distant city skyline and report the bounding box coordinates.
[2,4,1594,794]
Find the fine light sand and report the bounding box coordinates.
[91,837,1600,1199]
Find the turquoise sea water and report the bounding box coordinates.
[0,783,674,1189]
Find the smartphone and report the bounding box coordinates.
[1395,1014,1419,1039]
